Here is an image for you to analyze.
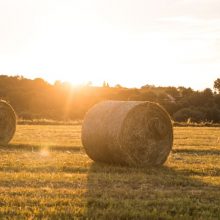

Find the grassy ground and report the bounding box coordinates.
[0,125,219,219]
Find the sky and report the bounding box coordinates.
[0,0,220,89]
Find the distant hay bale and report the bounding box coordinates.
[82,101,173,166]
[0,100,16,145]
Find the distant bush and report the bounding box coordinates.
[173,106,220,123]
[200,106,220,122]
[214,94,220,107]
[19,111,34,120]
[1,75,220,123]
[19,111,44,120]
[173,108,205,122]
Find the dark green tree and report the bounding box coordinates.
[214,78,220,93]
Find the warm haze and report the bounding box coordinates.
[0,0,220,89]
[1,1,220,219]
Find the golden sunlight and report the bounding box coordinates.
[39,148,50,157]
[0,1,220,219]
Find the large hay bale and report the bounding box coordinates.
[0,100,16,145]
[82,101,173,166]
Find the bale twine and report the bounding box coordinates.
[0,100,16,145]
[82,101,173,166]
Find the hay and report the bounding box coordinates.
[0,100,16,145]
[82,101,173,166]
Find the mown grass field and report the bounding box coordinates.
[0,125,219,219]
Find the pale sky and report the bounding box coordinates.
[0,0,220,89]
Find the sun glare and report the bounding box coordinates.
[40,32,218,90]
[39,149,50,157]
[0,0,219,90]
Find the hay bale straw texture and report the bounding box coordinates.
[0,100,16,145]
[82,101,173,166]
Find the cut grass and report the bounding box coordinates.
[0,125,219,219]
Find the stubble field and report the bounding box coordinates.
[0,125,219,219]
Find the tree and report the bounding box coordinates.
[115,84,123,88]
[203,88,213,98]
[165,87,180,98]
[141,84,155,89]
[214,78,220,93]
[102,81,110,88]
[178,87,193,97]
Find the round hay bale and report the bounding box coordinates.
[0,100,16,145]
[82,101,173,166]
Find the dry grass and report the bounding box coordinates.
[0,125,219,219]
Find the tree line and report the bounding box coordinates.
[1,75,220,122]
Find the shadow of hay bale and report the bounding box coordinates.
[172,149,220,156]
[85,162,220,219]
[1,143,83,152]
